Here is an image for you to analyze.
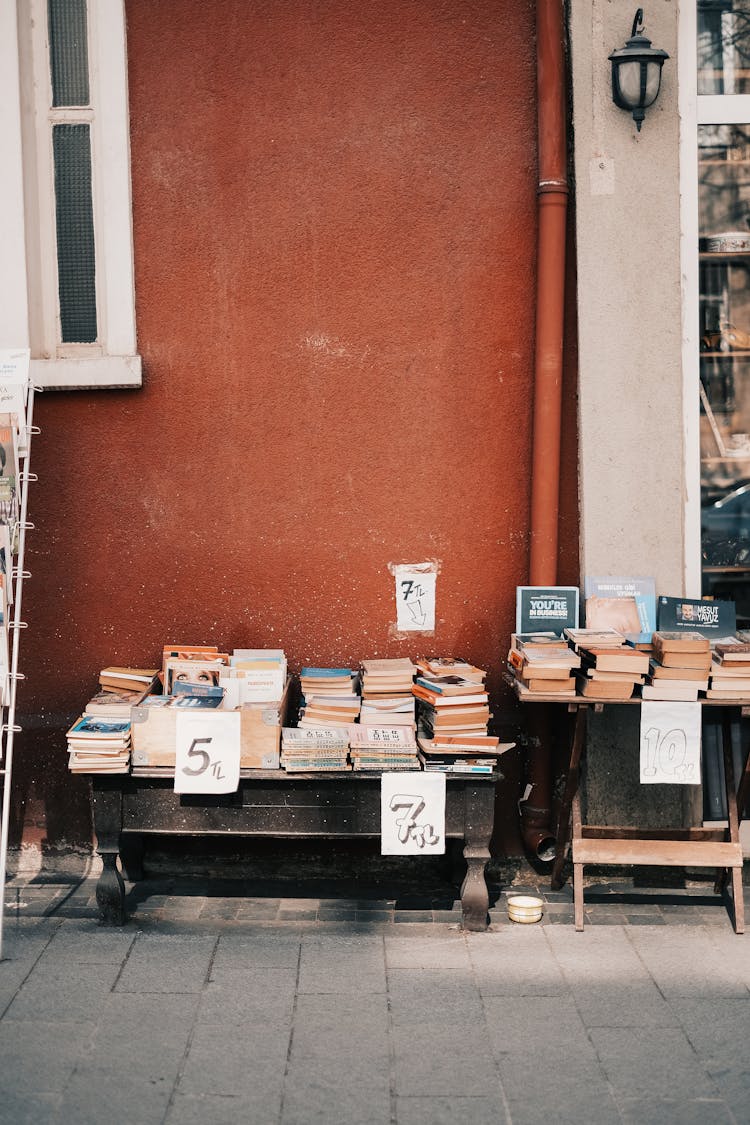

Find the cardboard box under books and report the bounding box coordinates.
[131,677,292,770]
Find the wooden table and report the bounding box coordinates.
[90,769,498,931]
[514,689,750,932]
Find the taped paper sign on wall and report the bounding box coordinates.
[639,701,701,785]
[390,561,437,632]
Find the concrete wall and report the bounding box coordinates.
[570,1,698,827]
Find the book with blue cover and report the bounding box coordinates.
[584,576,656,643]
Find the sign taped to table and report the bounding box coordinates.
[174,711,241,794]
[381,772,446,854]
[639,701,701,785]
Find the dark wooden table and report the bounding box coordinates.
[513,688,750,932]
[90,769,498,931]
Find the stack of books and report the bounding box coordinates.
[298,667,360,727]
[415,657,486,683]
[644,631,711,701]
[412,663,491,736]
[705,636,750,700]
[280,726,350,771]
[99,666,159,696]
[417,733,508,774]
[220,649,287,706]
[576,641,650,700]
[66,715,132,773]
[359,658,416,726]
[507,633,580,696]
[348,724,419,770]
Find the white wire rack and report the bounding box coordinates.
[0,385,38,960]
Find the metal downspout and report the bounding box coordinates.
[520,0,569,862]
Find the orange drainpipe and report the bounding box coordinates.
[520,0,569,861]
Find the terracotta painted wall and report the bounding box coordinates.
[14,0,578,858]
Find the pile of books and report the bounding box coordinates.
[572,630,650,700]
[349,724,419,770]
[67,714,132,773]
[644,631,711,702]
[412,660,490,735]
[162,646,229,698]
[706,636,750,700]
[417,733,510,774]
[359,658,416,727]
[298,667,360,727]
[280,726,350,771]
[507,633,580,696]
[220,649,287,707]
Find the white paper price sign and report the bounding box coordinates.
[381,772,446,855]
[174,711,241,794]
[392,562,437,632]
[639,701,701,785]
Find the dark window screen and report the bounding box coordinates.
[48,0,89,106]
[53,124,97,343]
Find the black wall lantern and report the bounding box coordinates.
[609,9,669,131]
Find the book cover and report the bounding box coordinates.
[657,596,736,637]
[515,586,579,636]
[583,576,656,639]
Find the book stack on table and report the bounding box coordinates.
[280,726,350,772]
[573,633,650,700]
[707,635,750,700]
[67,715,132,774]
[298,668,360,728]
[412,660,490,736]
[417,733,513,774]
[359,658,416,727]
[507,634,581,696]
[348,724,419,771]
[643,632,711,702]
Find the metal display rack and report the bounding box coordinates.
[0,384,38,960]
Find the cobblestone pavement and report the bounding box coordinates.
[1,873,749,1124]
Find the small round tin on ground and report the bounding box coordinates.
[507,894,544,923]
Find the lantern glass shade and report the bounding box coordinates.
[615,59,663,108]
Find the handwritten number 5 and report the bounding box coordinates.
[182,737,212,776]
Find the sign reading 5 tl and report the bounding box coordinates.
[174,712,241,795]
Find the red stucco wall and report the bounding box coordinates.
[15,0,578,857]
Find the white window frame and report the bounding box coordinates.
[13,0,141,390]
[680,3,750,596]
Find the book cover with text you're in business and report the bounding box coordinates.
[515,587,579,636]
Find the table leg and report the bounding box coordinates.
[720,713,745,934]
[551,705,587,891]
[91,780,126,926]
[572,789,584,931]
[460,783,494,932]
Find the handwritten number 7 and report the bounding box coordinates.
[182,737,212,776]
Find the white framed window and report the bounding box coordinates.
[682,2,750,614]
[12,0,141,389]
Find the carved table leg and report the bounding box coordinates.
[91,778,127,926]
[460,782,494,931]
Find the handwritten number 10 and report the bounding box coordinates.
[643,727,689,778]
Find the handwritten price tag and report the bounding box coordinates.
[174,711,241,795]
[392,562,437,632]
[381,773,446,855]
[639,701,701,785]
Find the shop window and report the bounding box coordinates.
[697,3,750,622]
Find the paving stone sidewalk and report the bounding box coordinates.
[1,873,749,1124]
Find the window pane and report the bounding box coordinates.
[48,0,89,107]
[699,124,750,620]
[53,124,97,344]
